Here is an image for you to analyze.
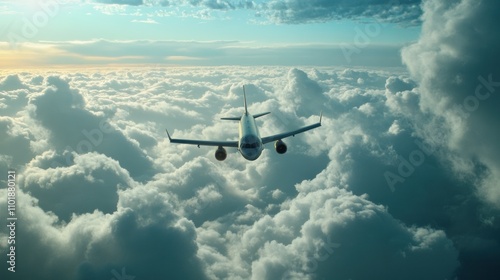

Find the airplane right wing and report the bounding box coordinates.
[253,112,271,119]
[261,113,322,144]
[166,129,238,147]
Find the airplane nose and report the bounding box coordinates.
[241,149,259,161]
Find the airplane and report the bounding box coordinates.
[165,86,322,161]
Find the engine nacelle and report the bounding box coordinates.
[215,146,227,161]
[274,140,287,154]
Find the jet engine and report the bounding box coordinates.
[215,146,227,161]
[274,140,287,154]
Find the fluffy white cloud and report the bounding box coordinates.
[199,186,459,280]
[20,151,134,222]
[0,186,207,280]
[0,116,33,186]
[0,75,30,117]
[0,74,27,91]
[28,75,154,181]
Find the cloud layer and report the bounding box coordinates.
[0,63,497,279]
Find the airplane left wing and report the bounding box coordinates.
[166,129,238,147]
[261,113,322,145]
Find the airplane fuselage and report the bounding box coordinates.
[238,113,263,161]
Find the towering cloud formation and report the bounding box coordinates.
[402,0,500,206]
[400,0,500,277]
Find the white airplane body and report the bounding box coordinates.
[166,87,321,161]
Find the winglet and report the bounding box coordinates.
[243,85,248,115]
[165,129,172,141]
[319,111,323,125]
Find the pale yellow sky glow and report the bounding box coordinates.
[0,42,152,69]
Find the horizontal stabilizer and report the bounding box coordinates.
[221,116,242,121]
[221,112,270,120]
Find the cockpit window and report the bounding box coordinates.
[242,142,258,149]
[240,135,261,149]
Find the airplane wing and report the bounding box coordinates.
[253,112,271,119]
[166,129,238,147]
[261,113,322,144]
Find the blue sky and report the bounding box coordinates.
[1,3,419,43]
[0,0,421,67]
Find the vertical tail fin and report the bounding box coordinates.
[243,85,248,115]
